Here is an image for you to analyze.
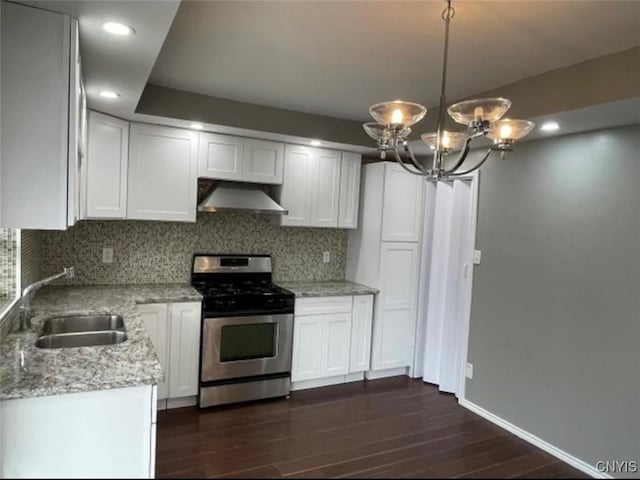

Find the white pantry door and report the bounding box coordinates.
[420,176,477,398]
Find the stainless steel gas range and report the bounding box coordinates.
[191,254,295,408]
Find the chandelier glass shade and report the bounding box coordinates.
[447,97,512,128]
[363,122,393,142]
[369,101,427,131]
[363,1,534,180]
[421,131,467,153]
[488,119,535,146]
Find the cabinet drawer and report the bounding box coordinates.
[295,296,352,316]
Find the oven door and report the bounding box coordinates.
[201,314,293,383]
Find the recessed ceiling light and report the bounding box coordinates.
[190,123,204,130]
[102,22,135,36]
[540,121,560,132]
[99,90,120,99]
[310,140,322,147]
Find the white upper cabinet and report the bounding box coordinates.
[198,134,284,184]
[85,112,129,219]
[128,124,198,222]
[67,18,84,227]
[382,164,424,242]
[280,145,313,226]
[338,153,362,229]
[243,139,284,184]
[198,133,244,181]
[279,146,357,228]
[1,3,81,229]
[310,149,341,228]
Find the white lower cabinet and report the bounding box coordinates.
[350,295,374,372]
[168,303,201,398]
[138,303,170,400]
[1,385,156,478]
[323,313,352,376]
[291,316,324,382]
[291,294,374,389]
[371,243,420,370]
[138,302,201,406]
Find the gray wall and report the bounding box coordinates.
[466,124,640,474]
[38,213,347,285]
[137,84,370,146]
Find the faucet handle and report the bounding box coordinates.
[65,267,75,279]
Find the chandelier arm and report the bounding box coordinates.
[392,148,429,176]
[448,148,494,177]
[403,142,431,174]
[442,131,486,175]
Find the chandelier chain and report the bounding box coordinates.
[442,3,455,21]
[434,0,454,176]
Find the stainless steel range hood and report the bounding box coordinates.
[197,181,288,215]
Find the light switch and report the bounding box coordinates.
[465,362,474,379]
[323,251,331,263]
[473,250,482,265]
[102,247,114,264]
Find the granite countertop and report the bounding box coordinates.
[0,285,202,401]
[277,280,378,297]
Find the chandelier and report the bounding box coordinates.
[363,1,535,180]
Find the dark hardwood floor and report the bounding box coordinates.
[156,377,588,479]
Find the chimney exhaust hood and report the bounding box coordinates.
[197,181,288,215]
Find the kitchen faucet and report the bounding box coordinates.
[18,267,75,331]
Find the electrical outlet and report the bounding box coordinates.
[465,362,474,379]
[102,247,114,264]
[323,251,331,263]
[473,250,482,265]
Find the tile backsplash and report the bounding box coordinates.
[39,213,348,284]
[0,230,43,336]
[0,229,18,298]
[21,230,42,289]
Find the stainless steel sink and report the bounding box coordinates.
[36,314,127,349]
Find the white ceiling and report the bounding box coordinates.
[150,0,640,121]
[24,0,180,118]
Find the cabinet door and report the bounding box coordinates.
[138,303,169,400]
[66,18,81,227]
[322,313,352,377]
[338,153,361,229]
[350,295,374,373]
[280,145,312,226]
[168,303,202,398]
[198,133,243,181]
[381,164,424,242]
[1,3,71,229]
[243,139,284,184]
[372,243,420,370]
[127,124,198,222]
[85,111,129,219]
[291,315,324,382]
[310,149,341,228]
